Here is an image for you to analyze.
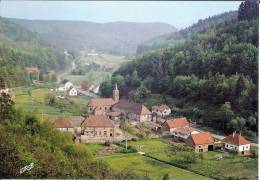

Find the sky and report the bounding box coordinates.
[0,1,242,29]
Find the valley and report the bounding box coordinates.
[0,1,258,179]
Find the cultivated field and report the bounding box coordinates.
[13,85,91,116]
[85,139,258,179]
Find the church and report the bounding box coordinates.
[87,84,152,122]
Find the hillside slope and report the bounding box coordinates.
[0,17,68,87]
[137,11,238,54]
[9,19,176,56]
[100,2,258,139]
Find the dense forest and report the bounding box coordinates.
[100,0,258,139]
[137,11,238,54]
[0,18,68,87]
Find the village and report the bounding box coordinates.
[48,82,252,156]
[0,61,257,179]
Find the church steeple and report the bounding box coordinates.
[112,83,119,102]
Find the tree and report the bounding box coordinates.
[129,84,151,103]
[163,174,170,180]
[218,102,234,130]
[0,93,14,121]
[238,0,259,21]
[121,122,134,151]
[0,76,6,89]
[229,116,246,132]
[99,81,113,97]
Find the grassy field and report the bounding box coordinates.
[14,85,90,116]
[65,70,111,85]
[86,139,258,179]
[128,139,258,179]
[102,154,208,180]
[64,52,131,85]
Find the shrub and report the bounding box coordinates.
[104,141,111,146]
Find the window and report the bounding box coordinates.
[99,131,101,136]
[104,131,107,136]
[199,149,203,152]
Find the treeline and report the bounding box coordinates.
[0,18,69,87]
[100,0,258,137]
[136,11,238,54]
[71,62,113,75]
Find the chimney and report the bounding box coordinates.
[232,131,235,137]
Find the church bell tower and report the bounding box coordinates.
[112,83,119,102]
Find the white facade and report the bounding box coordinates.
[69,88,77,96]
[152,108,171,117]
[224,143,250,152]
[65,82,74,90]
[57,127,74,133]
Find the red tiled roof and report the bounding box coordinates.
[106,111,121,117]
[222,133,250,146]
[88,98,116,107]
[190,132,214,145]
[52,117,73,128]
[69,116,85,127]
[112,99,151,115]
[81,115,114,128]
[165,117,189,129]
[174,127,197,135]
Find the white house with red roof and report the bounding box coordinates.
[222,132,251,155]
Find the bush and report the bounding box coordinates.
[251,149,258,158]
[119,145,138,153]
[104,141,111,146]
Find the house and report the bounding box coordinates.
[64,81,74,91]
[161,117,189,133]
[51,117,74,133]
[106,111,121,121]
[173,127,200,141]
[49,116,85,134]
[112,100,152,122]
[186,132,214,152]
[87,84,119,115]
[222,132,251,155]
[68,87,77,96]
[80,115,114,143]
[69,116,85,135]
[152,104,171,117]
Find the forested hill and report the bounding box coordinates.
[0,17,68,87]
[9,19,176,56]
[100,0,258,138]
[136,11,238,54]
